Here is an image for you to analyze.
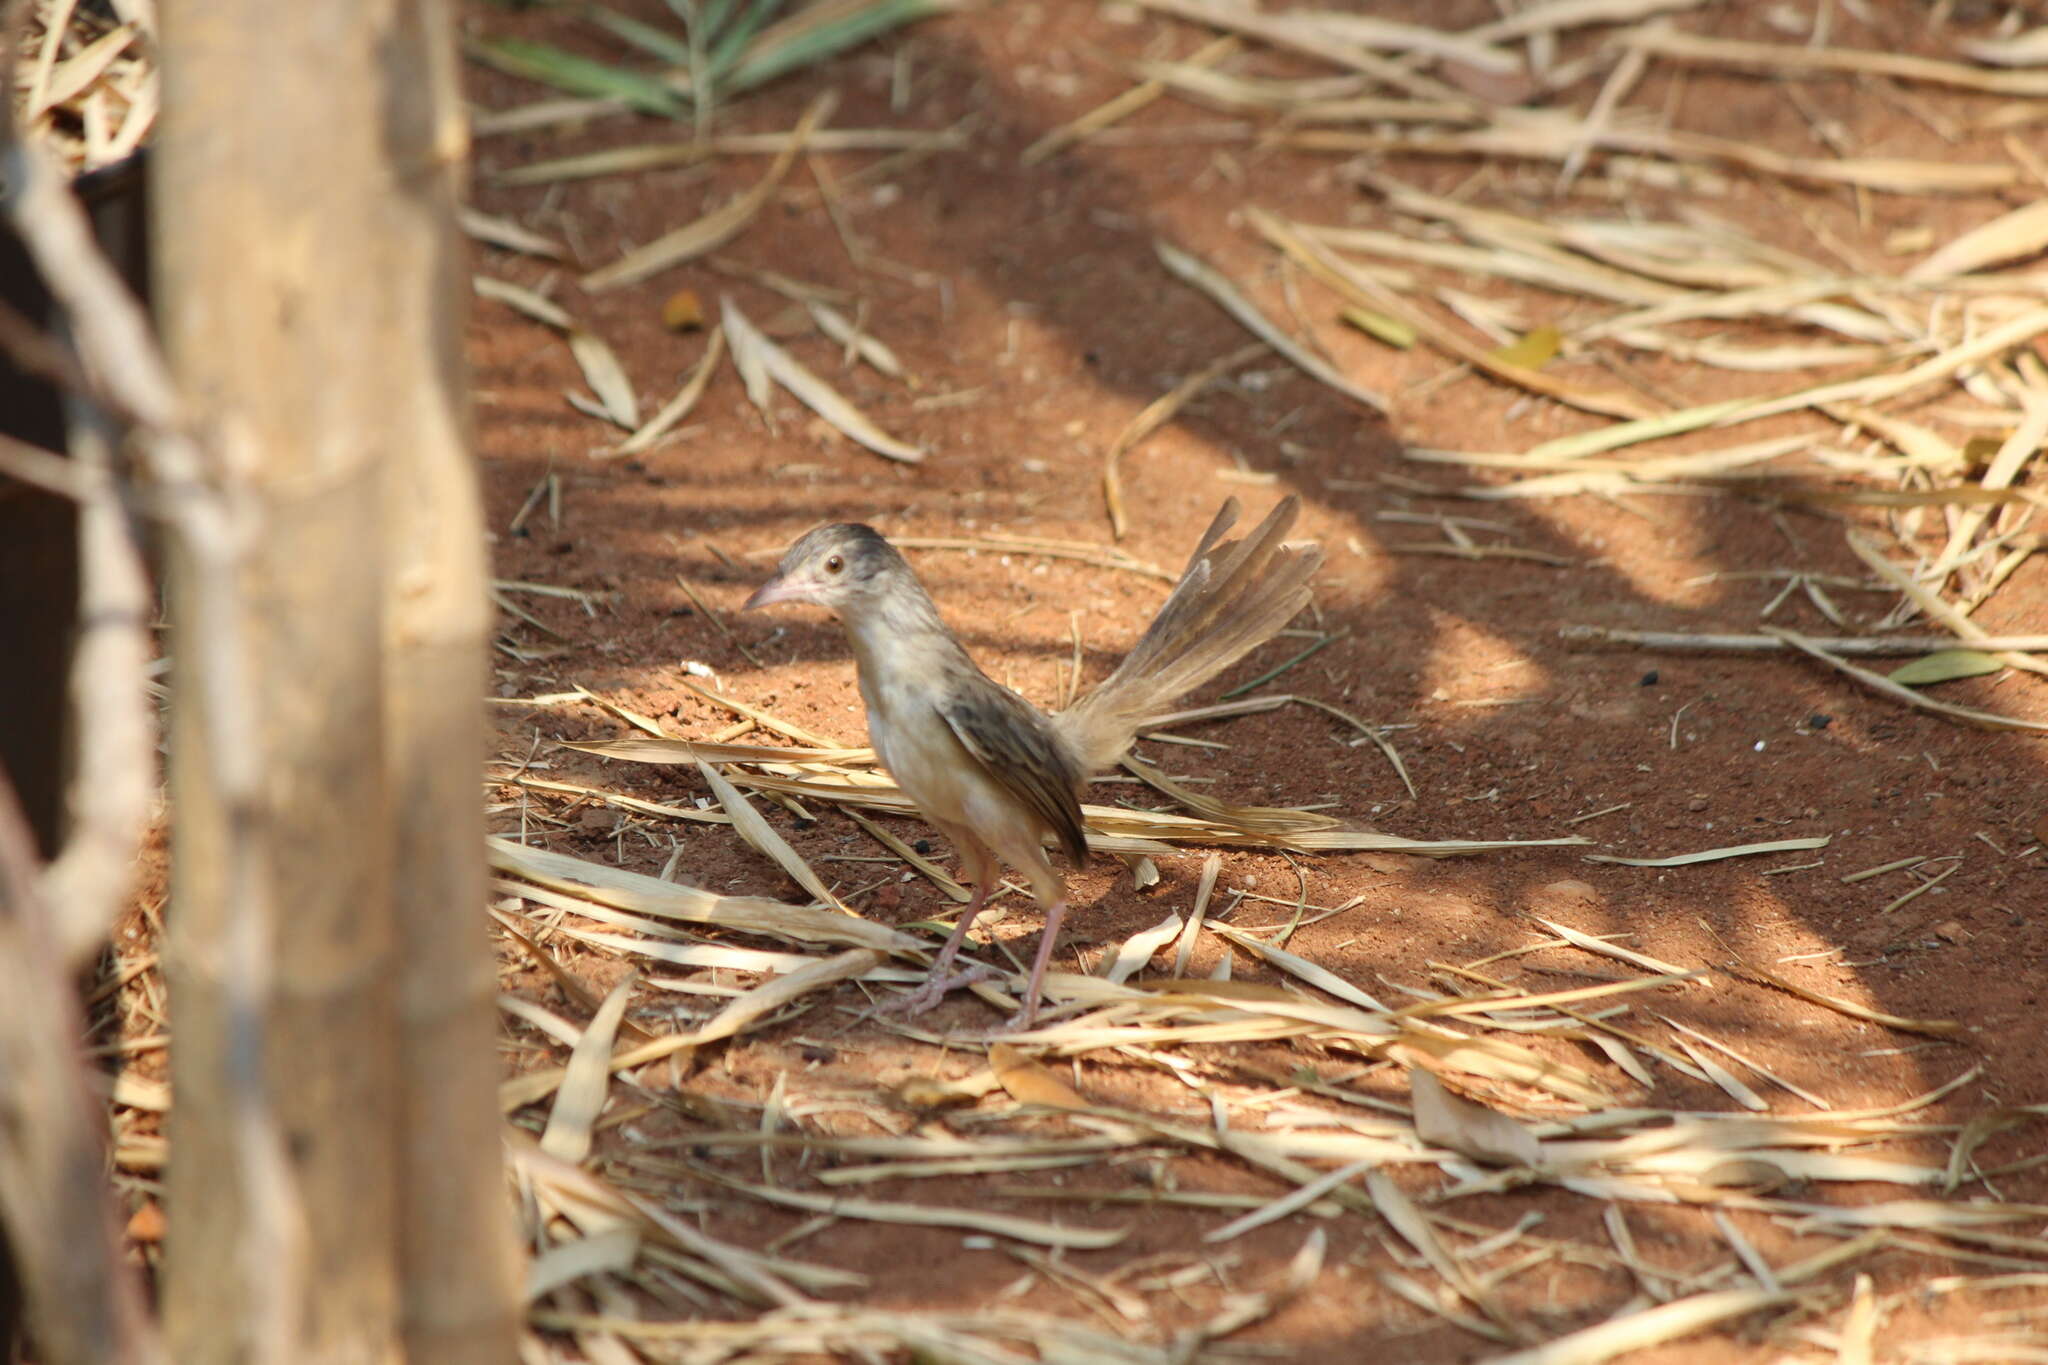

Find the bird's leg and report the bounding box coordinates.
[1010,898,1068,1032]
[888,838,1000,1016]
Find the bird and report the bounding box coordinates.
[743,497,1320,1027]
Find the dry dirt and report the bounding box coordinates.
[446,0,2048,1359]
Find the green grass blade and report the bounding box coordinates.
[584,5,693,64]
[722,0,939,94]
[467,36,687,117]
[706,0,790,79]
[697,0,748,49]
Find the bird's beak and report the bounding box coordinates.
[743,573,809,610]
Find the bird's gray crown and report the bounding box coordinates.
[779,522,898,579]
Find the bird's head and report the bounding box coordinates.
[743,522,903,618]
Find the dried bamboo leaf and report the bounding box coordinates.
[524,1227,643,1303]
[722,297,926,462]
[564,735,873,767]
[1766,628,2048,733]
[1023,34,1238,166]
[1488,1288,1797,1365]
[459,208,566,260]
[1102,911,1184,984]
[1839,1273,1877,1365]
[1365,1169,1528,1341]
[1154,238,1389,414]
[1398,971,1697,1021]
[804,299,905,378]
[1672,1035,1768,1113]
[567,327,639,428]
[1203,1162,1370,1244]
[508,1133,808,1306]
[583,93,835,291]
[487,837,919,952]
[1134,0,1476,103]
[1124,751,1338,835]
[1286,118,2018,192]
[1248,210,1653,419]
[1462,0,1709,45]
[541,973,639,1164]
[1960,28,2048,67]
[1655,1015,1830,1109]
[1585,835,1830,867]
[506,950,890,1113]
[1208,921,1389,1011]
[610,325,726,457]
[474,274,572,329]
[1531,916,1693,980]
[652,949,884,1051]
[1908,200,2048,280]
[697,759,841,908]
[1308,221,1672,307]
[716,1176,1131,1249]
[1410,1068,1543,1168]
[32,22,136,118]
[1631,26,2048,97]
[494,912,657,1042]
[1721,954,1966,1038]
[1392,1031,1616,1109]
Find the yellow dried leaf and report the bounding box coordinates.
[990,1042,1092,1111]
[1491,324,1561,369]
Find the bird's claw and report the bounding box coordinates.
[883,962,1002,1018]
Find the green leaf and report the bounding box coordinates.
[584,5,693,64]
[707,0,790,78]
[1887,649,2003,686]
[1339,305,1416,349]
[723,0,939,93]
[466,36,687,117]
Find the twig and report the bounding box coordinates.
[1766,628,2048,733]
[677,574,762,667]
[1562,625,2048,655]
[1220,630,1350,700]
[1102,341,1269,539]
[0,776,166,1365]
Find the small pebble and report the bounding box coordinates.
[1530,878,1601,915]
[1638,670,1659,687]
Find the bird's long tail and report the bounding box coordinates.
[1053,496,1321,773]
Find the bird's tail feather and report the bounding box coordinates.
[1054,497,1321,773]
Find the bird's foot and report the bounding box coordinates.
[882,963,1003,1018]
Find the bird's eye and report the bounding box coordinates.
[824,554,845,574]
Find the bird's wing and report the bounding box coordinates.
[935,678,1090,865]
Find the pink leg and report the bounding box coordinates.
[889,865,998,1016]
[1012,899,1068,1032]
